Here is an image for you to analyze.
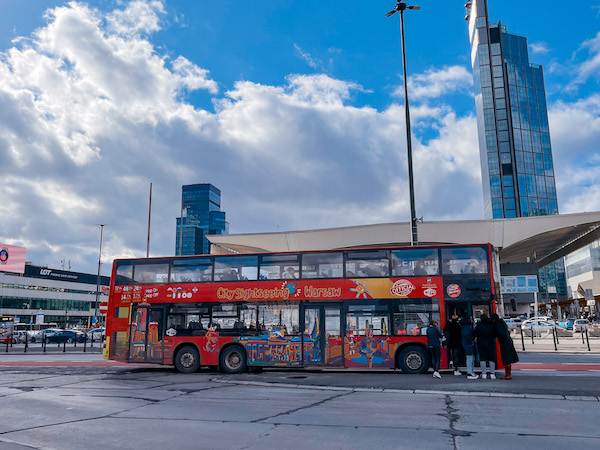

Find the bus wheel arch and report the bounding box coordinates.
[219,344,248,374]
[396,344,430,374]
[174,344,201,374]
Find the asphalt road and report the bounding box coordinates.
[1,353,600,449]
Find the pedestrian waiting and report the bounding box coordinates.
[459,315,478,379]
[491,313,519,380]
[426,320,443,379]
[474,314,496,379]
[443,314,463,376]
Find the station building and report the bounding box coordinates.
[207,212,600,319]
[0,264,110,327]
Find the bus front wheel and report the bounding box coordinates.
[397,346,430,374]
[220,346,247,374]
[174,346,201,374]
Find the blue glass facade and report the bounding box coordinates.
[466,0,558,219]
[466,0,566,301]
[175,184,228,255]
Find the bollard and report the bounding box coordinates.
[586,328,591,352]
[63,341,66,352]
[84,335,87,353]
[552,327,557,351]
[43,334,46,353]
[582,328,585,344]
[4,337,7,353]
[521,327,525,351]
[91,334,94,348]
[531,327,535,344]
[24,333,28,353]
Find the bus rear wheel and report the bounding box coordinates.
[174,346,200,374]
[220,346,247,374]
[397,346,430,374]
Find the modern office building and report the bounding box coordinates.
[465,0,567,308]
[0,264,110,327]
[175,183,228,256]
[466,0,558,219]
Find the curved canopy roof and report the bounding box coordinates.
[207,212,600,267]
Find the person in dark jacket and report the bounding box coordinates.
[443,314,462,376]
[459,315,478,379]
[473,314,497,379]
[491,313,519,380]
[426,320,443,379]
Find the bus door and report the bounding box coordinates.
[128,305,165,364]
[446,302,491,322]
[301,304,343,366]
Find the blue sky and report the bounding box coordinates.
[0,0,599,275]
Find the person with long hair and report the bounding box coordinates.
[491,313,519,380]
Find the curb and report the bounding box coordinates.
[210,377,600,402]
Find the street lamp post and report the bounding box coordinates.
[94,224,106,324]
[386,1,420,246]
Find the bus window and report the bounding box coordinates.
[214,256,258,281]
[170,258,212,283]
[133,260,170,284]
[259,254,300,280]
[345,250,389,278]
[301,252,343,279]
[211,303,239,330]
[441,247,488,275]
[346,303,390,336]
[258,302,299,335]
[391,248,439,276]
[115,261,134,285]
[166,305,210,335]
[240,304,258,331]
[392,299,440,336]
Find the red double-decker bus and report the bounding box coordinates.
[105,243,499,373]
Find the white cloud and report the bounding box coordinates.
[569,31,600,89]
[395,65,472,100]
[549,94,600,212]
[529,42,550,55]
[1,0,597,276]
[293,43,321,70]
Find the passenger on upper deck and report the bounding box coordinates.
[282,267,297,279]
[221,268,239,281]
[413,260,427,276]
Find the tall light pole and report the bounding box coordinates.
[94,224,106,323]
[386,2,420,246]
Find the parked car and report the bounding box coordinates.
[12,330,31,343]
[521,319,555,331]
[558,319,575,330]
[30,328,62,343]
[573,319,590,332]
[503,318,522,330]
[86,328,105,341]
[46,330,86,344]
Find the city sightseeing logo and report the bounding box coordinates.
[391,279,416,297]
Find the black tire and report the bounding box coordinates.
[174,345,201,374]
[220,345,247,374]
[397,346,431,374]
[67,338,74,344]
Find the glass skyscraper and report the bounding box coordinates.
[466,0,566,303]
[175,183,228,256]
[466,0,558,219]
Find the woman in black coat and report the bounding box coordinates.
[491,313,519,379]
[473,314,497,379]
